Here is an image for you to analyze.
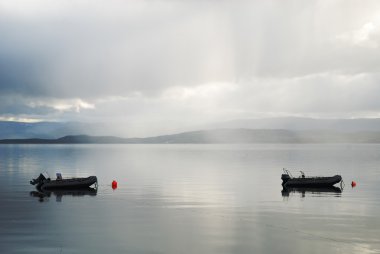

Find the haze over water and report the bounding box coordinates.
[0,144,379,254]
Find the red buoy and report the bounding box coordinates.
[112,180,118,190]
[351,181,356,187]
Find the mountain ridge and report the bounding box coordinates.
[3,117,380,140]
[2,129,380,144]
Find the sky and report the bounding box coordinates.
[1,0,380,136]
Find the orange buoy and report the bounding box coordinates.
[351,181,356,187]
[112,180,118,190]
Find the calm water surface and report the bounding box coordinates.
[0,144,379,253]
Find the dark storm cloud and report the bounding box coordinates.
[0,1,235,99]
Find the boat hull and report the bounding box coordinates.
[282,175,342,187]
[38,176,98,190]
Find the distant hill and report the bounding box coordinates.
[2,118,380,140]
[0,135,127,144]
[0,121,108,139]
[2,129,380,144]
[206,117,380,132]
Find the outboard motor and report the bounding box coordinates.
[281,174,290,186]
[30,173,47,185]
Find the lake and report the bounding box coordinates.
[0,144,379,254]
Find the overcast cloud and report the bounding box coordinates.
[1,0,380,135]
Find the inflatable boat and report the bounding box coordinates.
[281,169,342,187]
[30,173,97,190]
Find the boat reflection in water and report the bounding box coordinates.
[30,187,97,202]
[281,186,342,198]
